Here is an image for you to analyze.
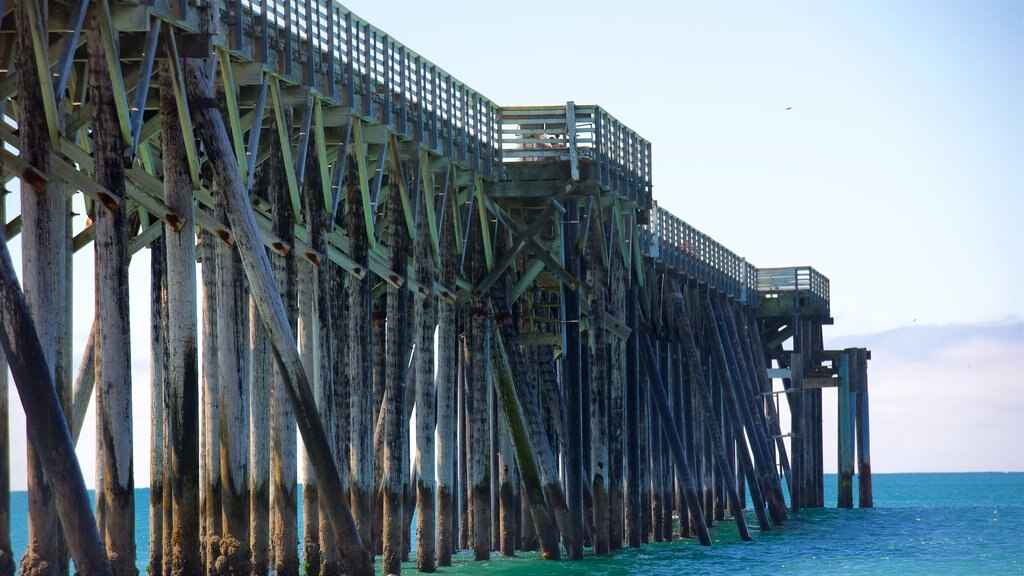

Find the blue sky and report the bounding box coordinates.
[2,0,1022,488]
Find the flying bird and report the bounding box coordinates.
[785,107,793,111]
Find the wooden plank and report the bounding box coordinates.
[217,48,248,175]
[270,77,302,221]
[165,29,201,187]
[804,377,836,389]
[352,118,376,249]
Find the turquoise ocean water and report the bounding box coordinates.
[7,472,1024,574]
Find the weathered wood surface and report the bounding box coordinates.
[413,172,438,572]
[216,193,251,573]
[638,332,712,547]
[464,223,491,561]
[624,289,642,549]
[608,249,626,551]
[0,228,111,576]
[489,267,563,558]
[183,60,371,575]
[148,230,167,576]
[665,288,750,540]
[434,209,458,567]
[855,348,873,508]
[16,0,66,571]
[560,195,584,560]
[268,108,298,576]
[0,191,12,576]
[383,181,411,576]
[201,224,222,575]
[248,295,272,574]
[299,233,321,575]
[347,180,375,557]
[90,20,137,574]
[490,329,562,559]
[586,205,610,556]
[709,295,788,525]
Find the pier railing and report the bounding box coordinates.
[499,104,652,210]
[756,266,831,313]
[643,202,758,302]
[222,0,502,175]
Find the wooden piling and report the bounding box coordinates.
[0,193,12,576]
[490,278,565,560]
[249,293,271,576]
[586,206,610,556]
[185,58,372,576]
[608,250,625,551]
[561,195,585,560]
[215,194,251,573]
[328,263,349,575]
[413,171,438,572]
[90,21,137,573]
[383,180,411,575]
[665,289,751,540]
[624,289,642,548]
[837,351,855,509]
[736,309,793,494]
[202,224,222,575]
[0,222,111,576]
[789,350,804,512]
[497,410,517,557]
[717,299,788,524]
[855,348,873,508]
[299,263,320,574]
[638,333,712,546]
[304,136,338,576]
[161,54,203,576]
[435,204,458,567]
[16,0,66,571]
[268,111,299,576]
[148,230,167,576]
[465,223,492,561]
[709,300,781,523]
[347,177,375,556]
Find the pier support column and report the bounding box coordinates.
[837,351,855,509]
[0,193,11,576]
[215,194,251,573]
[789,351,804,512]
[413,167,437,572]
[16,0,69,572]
[91,19,137,571]
[586,204,610,556]
[561,195,585,560]
[855,349,873,507]
[608,249,625,551]
[383,181,411,576]
[0,224,112,576]
[624,289,641,548]
[160,55,202,575]
[249,292,271,575]
[347,177,375,557]
[490,273,567,561]
[465,223,492,561]
[269,113,299,576]
[435,206,457,567]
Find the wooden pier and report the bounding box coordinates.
[0,1,873,575]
